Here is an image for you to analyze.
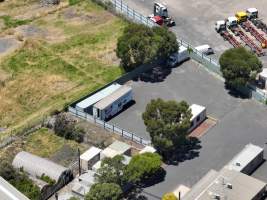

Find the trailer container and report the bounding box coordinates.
[93,85,133,120]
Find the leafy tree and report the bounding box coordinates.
[162,193,177,200]
[153,26,178,59]
[219,47,262,89]
[142,98,191,157]
[85,183,122,200]
[95,155,126,187]
[54,113,84,143]
[116,23,178,71]
[125,152,162,183]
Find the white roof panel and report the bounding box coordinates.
[94,85,132,110]
[247,8,258,13]
[259,68,267,79]
[190,104,206,120]
[139,146,156,154]
[101,147,120,159]
[76,83,122,109]
[226,143,263,172]
[80,147,102,161]
[0,177,30,200]
[108,140,131,154]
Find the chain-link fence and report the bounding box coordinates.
[68,107,151,146]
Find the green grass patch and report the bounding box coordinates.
[25,128,85,158]
[0,15,31,29]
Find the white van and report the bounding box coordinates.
[167,46,190,67]
[195,45,214,55]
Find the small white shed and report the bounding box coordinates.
[80,147,102,171]
[100,147,120,160]
[188,104,206,132]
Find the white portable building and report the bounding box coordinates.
[225,143,264,175]
[188,104,206,132]
[75,83,122,113]
[93,85,133,120]
[80,147,102,171]
[92,160,102,172]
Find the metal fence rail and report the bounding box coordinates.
[68,106,151,146]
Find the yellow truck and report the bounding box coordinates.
[235,11,248,23]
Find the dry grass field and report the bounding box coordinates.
[0,0,126,139]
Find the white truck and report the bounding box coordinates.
[167,46,190,67]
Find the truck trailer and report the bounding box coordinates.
[93,85,133,120]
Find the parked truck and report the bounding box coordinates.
[167,46,190,67]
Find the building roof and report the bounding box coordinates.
[12,151,68,181]
[108,140,131,154]
[0,176,30,200]
[92,160,102,172]
[100,147,120,159]
[228,16,237,22]
[190,104,206,120]
[183,168,266,200]
[93,85,132,110]
[259,68,267,79]
[76,83,122,109]
[139,146,156,154]
[80,147,102,161]
[226,143,263,172]
[247,8,258,13]
[78,170,96,186]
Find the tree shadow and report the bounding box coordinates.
[125,188,148,200]
[133,65,172,83]
[163,137,202,166]
[139,167,166,188]
[224,83,250,99]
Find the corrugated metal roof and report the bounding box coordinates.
[76,83,122,109]
[80,147,102,161]
[190,104,206,120]
[0,176,30,200]
[93,85,132,110]
[226,143,263,172]
[12,151,68,181]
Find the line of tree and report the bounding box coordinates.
[219,47,262,90]
[116,23,179,71]
[142,98,192,158]
[85,153,162,200]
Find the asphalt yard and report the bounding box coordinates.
[110,60,267,199]
[122,0,267,65]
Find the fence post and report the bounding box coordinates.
[121,0,122,11]
[133,9,135,20]
[140,138,143,145]
[113,125,114,132]
[122,129,124,136]
[104,121,105,129]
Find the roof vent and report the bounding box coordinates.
[235,162,241,166]
[227,183,233,189]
